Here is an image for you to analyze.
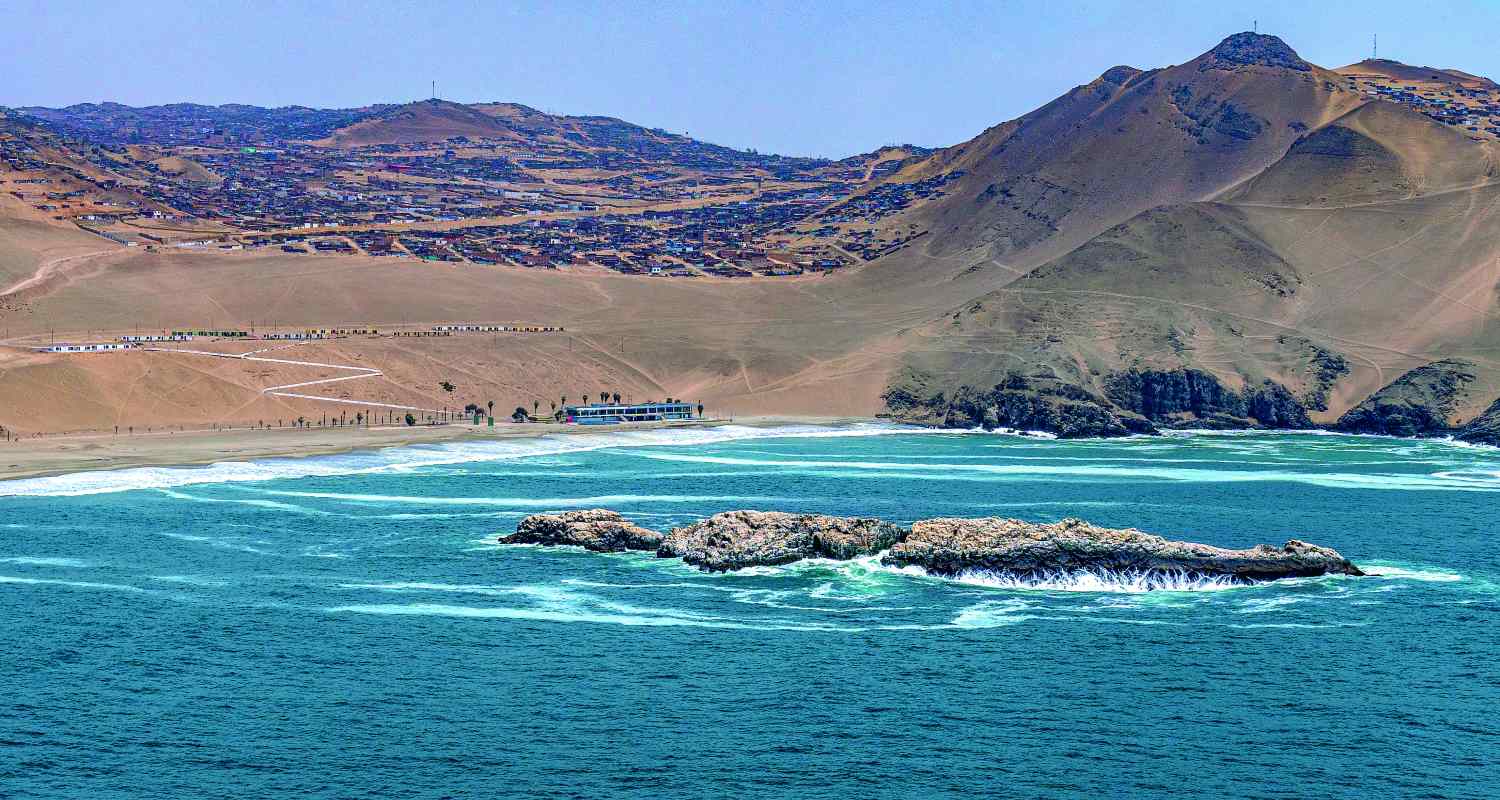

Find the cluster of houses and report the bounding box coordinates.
[4,103,942,278]
[1347,75,1500,138]
[430,324,564,333]
[38,323,563,355]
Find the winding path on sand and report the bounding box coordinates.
[0,248,118,298]
[144,345,442,414]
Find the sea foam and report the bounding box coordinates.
[0,422,922,497]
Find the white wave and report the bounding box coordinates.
[150,575,229,586]
[0,422,925,497]
[1359,564,1465,582]
[0,575,148,593]
[891,564,1251,593]
[157,531,274,555]
[158,488,327,514]
[253,490,800,507]
[0,556,91,568]
[626,451,1500,492]
[1227,621,1372,630]
[950,598,1038,628]
[329,601,792,629]
[328,594,859,632]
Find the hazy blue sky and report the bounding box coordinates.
[5,1,1498,157]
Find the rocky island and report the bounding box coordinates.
[501,509,1363,586]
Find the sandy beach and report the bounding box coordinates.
[0,416,868,482]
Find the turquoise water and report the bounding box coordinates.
[2,425,1498,798]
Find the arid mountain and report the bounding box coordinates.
[17,102,384,144]
[884,35,1500,436]
[1337,58,1499,91]
[863,33,1367,282]
[311,99,818,170]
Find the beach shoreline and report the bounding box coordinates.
[0,416,871,482]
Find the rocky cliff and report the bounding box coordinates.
[883,369,1314,437]
[1457,398,1500,446]
[1334,360,1478,437]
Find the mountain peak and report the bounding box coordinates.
[1200,32,1310,72]
[1097,65,1142,86]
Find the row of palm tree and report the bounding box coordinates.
[440,383,706,424]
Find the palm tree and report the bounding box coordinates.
[612,392,621,405]
[697,402,704,418]
[487,400,494,419]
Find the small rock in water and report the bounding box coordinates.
[882,517,1363,582]
[658,510,907,572]
[501,509,663,552]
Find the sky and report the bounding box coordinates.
[4,0,1499,158]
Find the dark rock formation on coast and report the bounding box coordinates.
[1104,368,1313,430]
[1334,360,1477,437]
[881,516,1363,581]
[882,369,1315,437]
[882,373,1156,438]
[1457,397,1500,446]
[656,510,905,572]
[500,509,662,552]
[504,509,1363,584]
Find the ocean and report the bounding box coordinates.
[1,425,1497,798]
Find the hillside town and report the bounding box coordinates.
[0,102,944,277]
[1340,63,1500,138]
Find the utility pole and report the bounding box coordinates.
[1373,34,1378,60]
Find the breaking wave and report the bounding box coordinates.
[0,422,926,497]
[624,451,1500,491]
[883,564,1253,593]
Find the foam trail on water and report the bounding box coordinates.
[0,575,148,593]
[0,422,925,497]
[253,491,801,507]
[0,556,91,568]
[627,452,1500,492]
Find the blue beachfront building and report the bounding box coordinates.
[564,401,696,425]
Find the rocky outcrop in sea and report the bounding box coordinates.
[882,516,1363,582]
[499,509,662,552]
[657,510,905,572]
[503,509,1363,586]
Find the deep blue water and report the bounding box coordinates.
[2,425,1499,799]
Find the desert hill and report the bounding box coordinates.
[855,33,1367,290]
[310,98,813,169]
[6,33,1500,445]
[313,99,529,147]
[1337,58,1499,91]
[885,38,1500,436]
